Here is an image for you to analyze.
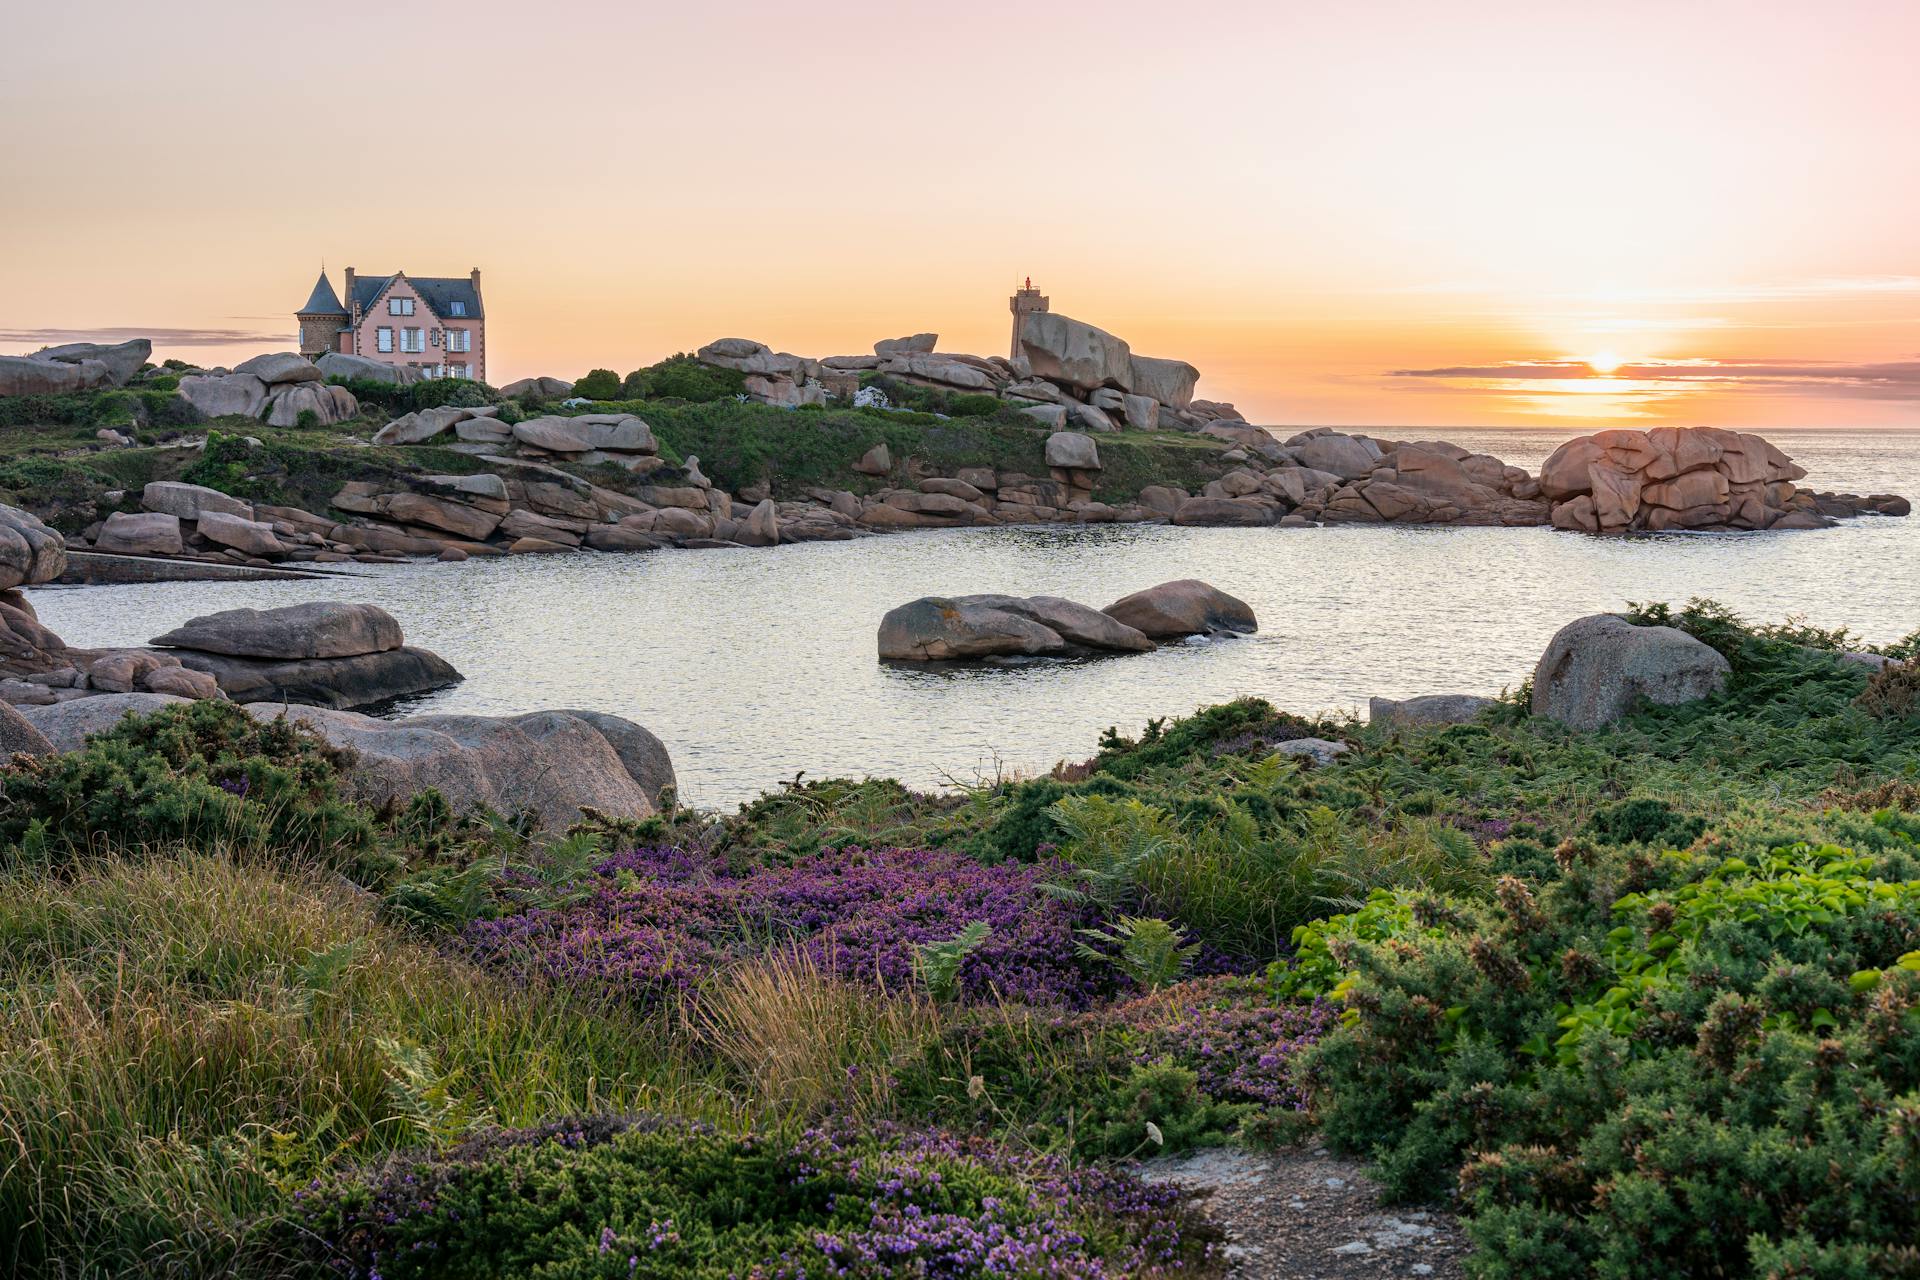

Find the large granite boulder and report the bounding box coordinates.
[172,647,461,709]
[1044,431,1102,471]
[1017,312,1133,392]
[695,338,808,378]
[177,372,268,420]
[33,338,150,386]
[875,333,938,355]
[0,505,66,590]
[1369,693,1496,728]
[16,692,191,749]
[373,406,474,445]
[0,354,113,396]
[95,511,184,556]
[152,601,404,659]
[247,704,672,830]
[1531,614,1730,730]
[500,375,573,399]
[0,699,55,757]
[879,594,1152,661]
[1101,579,1257,640]
[264,380,356,427]
[150,601,453,709]
[316,351,425,385]
[1535,427,1834,534]
[194,511,287,556]
[512,414,656,454]
[1127,354,1199,410]
[234,352,322,385]
[143,480,253,521]
[16,695,673,833]
[1293,431,1383,480]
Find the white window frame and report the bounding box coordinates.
[388,296,414,316]
[448,329,470,353]
[401,327,424,354]
[449,300,466,316]
[376,326,394,353]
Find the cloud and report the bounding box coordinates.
[1367,275,1920,303]
[1390,357,1920,400]
[0,325,289,347]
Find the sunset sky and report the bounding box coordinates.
[3,0,1916,427]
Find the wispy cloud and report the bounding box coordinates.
[1367,275,1920,303]
[1390,356,1920,402]
[0,325,289,347]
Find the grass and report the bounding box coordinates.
[0,852,703,1276]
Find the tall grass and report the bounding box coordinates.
[0,851,702,1277]
[689,948,940,1123]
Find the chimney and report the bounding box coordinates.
[343,267,357,319]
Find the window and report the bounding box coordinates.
[376,326,394,353]
[388,296,414,316]
[419,366,436,379]
[449,300,466,316]
[402,327,424,353]
[458,363,472,379]
[447,329,470,353]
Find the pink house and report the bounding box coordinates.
[297,268,487,382]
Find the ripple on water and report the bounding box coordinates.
[39,483,1918,809]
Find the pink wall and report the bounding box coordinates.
[346,275,486,381]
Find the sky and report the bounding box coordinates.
[2,0,1916,428]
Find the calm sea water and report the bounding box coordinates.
[40,427,1920,807]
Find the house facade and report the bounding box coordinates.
[296,268,486,382]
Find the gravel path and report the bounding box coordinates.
[1141,1145,1469,1279]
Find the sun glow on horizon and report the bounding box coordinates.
[1585,350,1625,374]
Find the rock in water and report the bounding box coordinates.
[878,594,1152,661]
[151,601,406,659]
[1531,614,1730,730]
[1101,580,1257,640]
[171,647,462,710]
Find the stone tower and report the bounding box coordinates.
[296,269,348,357]
[1009,278,1049,359]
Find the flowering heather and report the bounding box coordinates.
[1111,976,1337,1110]
[278,1114,1219,1279]
[464,845,1109,1009]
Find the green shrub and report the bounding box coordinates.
[178,429,252,494]
[621,355,746,403]
[409,377,491,410]
[572,368,620,399]
[1293,836,1920,1274]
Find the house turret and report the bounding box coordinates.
[296,269,349,357]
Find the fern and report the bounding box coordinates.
[912,920,991,1002]
[1075,916,1199,990]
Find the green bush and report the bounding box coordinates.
[572,368,621,400]
[1290,835,1920,1276]
[178,429,252,494]
[620,355,746,403]
[408,377,491,410]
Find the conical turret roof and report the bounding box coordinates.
[299,270,346,316]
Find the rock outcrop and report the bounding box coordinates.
[1101,580,1257,640]
[17,695,676,833]
[173,353,358,426]
[150,601,459,709]
[316,351,425,385]
[0,504,67,590]
[500,376,574,399]
[879,594,1153,661]
[31,338,151,386]
[1531,614,1731,730]
[0,354,115,396]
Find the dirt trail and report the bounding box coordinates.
[1141,1145,1469,1279]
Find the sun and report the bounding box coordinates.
[1585,350,1624,374]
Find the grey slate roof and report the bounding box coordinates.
[348,273,484,321]
[299,270,347,316]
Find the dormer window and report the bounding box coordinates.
[449,300,466,316]
[388,297,415,316]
